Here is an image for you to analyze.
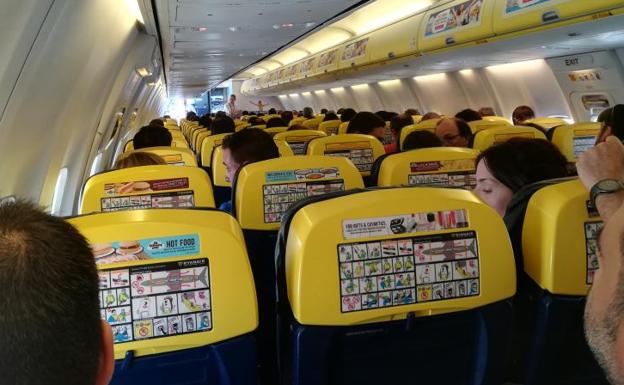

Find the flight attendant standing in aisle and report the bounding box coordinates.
[226,94,240,119]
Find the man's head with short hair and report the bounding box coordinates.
[455,109,482,122]
[346,111,385,142]
[210,116,236,135]
[478,107,495,117]
[149,118,164,127]
[221,128,280,183]
[596,105,624,143]
[435,118,473,147]
[512,105,536,125]
[133,125,172,149]
[340,108,357,122]
[405,108,420,116]
[421,112,441,121]
[0,201,114,385]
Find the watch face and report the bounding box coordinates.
[598,179,622,192]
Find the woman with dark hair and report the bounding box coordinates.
[455,108,482,122]
[346,111,385,142]
[474,138,568,216]
[323,112,339,121]
[340,108,357,122]
[266,117,286,128]
[388,114,414,153]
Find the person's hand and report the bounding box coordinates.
[577,136,624,191]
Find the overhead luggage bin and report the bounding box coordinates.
[419,0,496,52]
[315,48,340,75]
[492,0,624,36]
[338,35,372,70]
[368,14,423,64]
[298,56,317,78]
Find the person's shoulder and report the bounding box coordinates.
[219,200,233,213]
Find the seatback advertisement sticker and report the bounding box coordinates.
[424,0,483,37]
[104,178,190,196]
[342,38,369,61]
[504,0,566,17]
[90,234,200,265]
[265,167,341,183]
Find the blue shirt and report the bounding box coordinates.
[219,200,232,213]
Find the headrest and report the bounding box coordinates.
[274,130,327,155]
[80,165,215,214]
[264,127,288,136]
[467,119,511,133]
[211,146,230,188]
[274,140,295,157]
[233,156,364,230]
[200,133,230,168]
[338,121,350,135]
[399,124,436,150]
[318,120,341,135]
[68,209,257,359]
[193,130,211,152]
[472,126,547,151]
[288,117,306,127]
[302,118,322,129]
[550,123,600,162]
[280,187,515,325]
[306,134,386,177]
[522,179,600,295]
[376,148,479,188]
[525,117,567,129]
[135,146,198,167]
[481,116,512,124]
[412,115,423,123]
[124,140,134,152]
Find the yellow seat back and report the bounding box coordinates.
[274,130,327,155]
[139,146,198,167]
[264,127,288,136]
[472,126,547,151]
[412,115,423,124]
[318,120,341,135]
[80,165,215,214]
[191,129,209,151]
[526,117,568,129]
[550,123,600,163]
[413,118,442,131]
[200,133,230,168]
[172,138,190,149]
[376,148,479,188]
[467,119,512,133]
[338,121,349,135]
[399,124,437,150]
[234,156,364,230]
[306,134,386,177]
[284,187,515,324]
[274,140,295,157]
[522,180,600,295]
[195,130,212,154]
[481,116,512,124]
[68,209,257,359]
[124,139,134,152]
[302,118,322,130]
[288,117,306,127]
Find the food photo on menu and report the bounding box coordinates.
[91,241,149,265]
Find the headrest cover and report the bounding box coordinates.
[306,134,386,176]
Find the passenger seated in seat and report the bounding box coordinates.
[149,118,164,126]
[421,112,441,121]
[388,114,414,153]
[210,116,236,135]
[281,110,294,125]
[133,125,173,149]
[478,107,496,117]
[346,112,385,143]
[405,108,420,116]
[219,128,280,212]
[266,117,286,128]
[474,138,568,216]
[595,104,624,144]
[114,151,166,169]
[403,130,443,151]
[302,107,314,120]
[577,136,624,384]
[340,108,357,122]
[0,201,114,385]
[199,114,212,129]
[435,118,473,147]
[455,109,482,122]
[512,105,536,126]
[323,112,339,121]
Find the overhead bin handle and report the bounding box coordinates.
[445,37,456,46]
[542,10,560,23]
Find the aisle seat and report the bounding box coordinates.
[264,126,288,136]
[80,165,215,214]
[68,209,258,385]
[318,120,341,135]
[200,133,230,169]
[194,130,211,155]
[191,128,209,152]
[515,179,606,385]
[232,156,364,384]
[472,126,547,151]
[169,130,186,141]
[274,130,327,155]
[302,118,322,130]
[372,147,479,188]
[306,134,385,177]
[526,117,567,130]
[338,121,349,135]
[549,122,600,163]
[468,119,511,133]
[276,187,516,385]
[137,146,197,167]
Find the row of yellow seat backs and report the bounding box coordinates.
[234,156,365,231]
[284,186,516,325]
[80,164,215,214]
[68,209,257,359]
[522,179,600,296]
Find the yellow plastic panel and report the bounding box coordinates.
[338,36,372,70]
[191,129,209,151]
[285,187,516,325]
[211,146,229,188]
[235,123,250,132]
[338,121,350,135]
[399,123,438,149]
[319,120,341,135]
[274,130,327,155]
[124,140,134,152]
[288,117,307,127]
[172,138,190,149]
[80,165,215,214]
[468,119,512,133]
[200,133,230,168]
[275,140,296,157]
[169,130,186,140]
[522,179,600,295]
[316,48,340,75]
[368,15,422,63]
[68,209,257,359]
[377,148,479,188]
[306,134,386,177]
[551,123,600,162]
[302,118,322,130]
[139,146,198,167]
[195,131,211,153]
[472,126,547,151]
[265,127,288,136]
[412,115,423,123]
[235,156,364,231]
[526,117,568,129]
[419,0,496,52]
[493,0,623,35]
[481,116,512,124]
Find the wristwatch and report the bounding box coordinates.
[590,179,624,208]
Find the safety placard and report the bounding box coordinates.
[584,221,603,284]
[324,142,375,172]
[286,136,322,155]
[90,234,200,265]
[573,136,597,159]
[338,231,480,312]
[99,258,212,344]
[504,0,566,17]
[408,159,476,188]
[263,180,345,223]
[342,209,469,240]
[101,191,194,212]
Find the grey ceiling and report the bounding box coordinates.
[155,0,364,97]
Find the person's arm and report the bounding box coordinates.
[250,101,258,107]
[577,136,624,222]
